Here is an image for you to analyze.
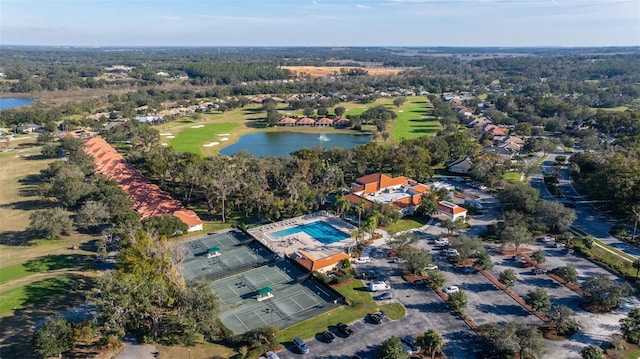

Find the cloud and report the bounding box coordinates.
[356,4,371,9]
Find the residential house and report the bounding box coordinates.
[448,157,473,174]
[296,117,316,126]
[334,118,351,128]
[315,117,334,127]
[278,117,297,126]
[435,201,467,222]
[16,124,43,133]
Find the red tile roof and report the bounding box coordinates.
[83,138,203,229]
[294,250,351,272]
[296,117,316,125]
[355,173,412,195]
[278,117,297,124]
[316,117,334,125]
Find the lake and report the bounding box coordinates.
[219,132,370,157]
[0,98,34,110]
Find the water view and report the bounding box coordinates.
[219,132,370,158]
[0,98,34,110]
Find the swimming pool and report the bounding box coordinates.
[271,221,350,245]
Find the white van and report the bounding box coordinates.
[353,257,371,264]
[368,281,391,292]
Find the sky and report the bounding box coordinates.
[1,0,639,47]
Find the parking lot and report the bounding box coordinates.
[277,252,489,359]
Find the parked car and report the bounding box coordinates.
[445,249,460,257]
[521,262,534,268]
[404,335,421,352]
[368,313,382,324]
[531,268,547,275]
[555,242,566,249]
[337,323,354,337]
[444,286,460,294]
[540,235,555,243]
[424,264,439,270]
[393,257,407,264]
[434,239,450,247]
[321,330,336,343]
[463,265,476,273]
[353,257,371,264]
[265,351,280,359]
[374,292,393,300]
[293,337,309,354]
[400,340,415,355]
[511,255,526,262]
[413,279,427,286]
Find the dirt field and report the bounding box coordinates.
[281,66,415,78]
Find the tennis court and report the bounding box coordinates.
[182,230,277,282]
[214,260,341,334]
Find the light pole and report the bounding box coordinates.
[188,348,191,359]
[328,313,331,327]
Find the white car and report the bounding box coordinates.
[444,286,460,294]
[353,257,371,264]
[540,235,555,243]
[424,264,439,270]
[393,258,407,264]
[555,242,566,249]
[265,352,280,359]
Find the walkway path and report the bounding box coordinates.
[114,334,158,359]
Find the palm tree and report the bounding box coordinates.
[417,329,444,359]
[630,203,640,241]
[334,195,349,218]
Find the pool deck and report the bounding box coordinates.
[248,212,357,260]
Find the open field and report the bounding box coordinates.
[390,96,440,141]
[155,343,236,359]
[169,122,239,154]
[281,66,415,78]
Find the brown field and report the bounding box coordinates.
[281,66,416,78]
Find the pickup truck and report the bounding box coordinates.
[337,322,354,337]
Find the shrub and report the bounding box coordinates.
[33,318,73,358]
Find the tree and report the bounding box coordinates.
[36,130,55,145]
[499,269,517,288]
[447,290,467,311]
[511,323,546,359]
[633,259,640,279]
[581,345,605,359]
[474,251,494,270]
[417,329,444,359]
[393,97,407,108]
[631,203,640,241]
[620,308,640,344]
[500,223,533,253]
[581,274,633,311]
[535,200,577,233]
[554,264,578,283]
[75,200,110,229]
[530,249,546,264]
[377,336,409,359]
[334,106,346,117]
[498,182,541,213]
[386,232,418,256]
[402,248,434,275]
[142,215,189,237]
[427,271,445,289]
[450,234,483,261]
[28,207,73,239]
[41,143,60,158]
[416,191,438,217]
[32,317,73,358]
[546,305,580,336]
[525,288,551,312]
[303,107,314,117]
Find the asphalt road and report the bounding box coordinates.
[530,152,640,259]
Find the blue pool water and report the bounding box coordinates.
[271,221,350,245]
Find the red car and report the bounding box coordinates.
[520,262,534,268]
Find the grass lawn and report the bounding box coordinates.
[390,96,441,141]
[502,171,522,182]
[0,253,91,285]
[0,275,72,317]
[276,279,377,343]
[386,216,429,234]
[169,122,240,155]
[589,106,628,112]
[379,302,406,320]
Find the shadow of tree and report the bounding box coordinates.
[0,274,95,359]
[23,253,93,273]
[0,230,35,246]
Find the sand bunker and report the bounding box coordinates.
[220,137,229,141]
[398,110,404,112]
[203,142,220,147]
[166,135,175,139]
[190,125,205,128]
[161,143,169,146]
[159,132,172,136]
[218,133,231,136]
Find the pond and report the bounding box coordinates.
[0,98,35,110]
[219,132,370,158]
